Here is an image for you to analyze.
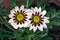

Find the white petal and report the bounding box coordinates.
[9,18,14,23]
[10,9,16,18]
[13,26,18,29]
[11,22,19,29]
[30,9,34,13]
[9,13,14,18]
[29,26,34,30]
[25,9,31,13]
[31,7,36,13]
[33,27,37,32]
[19,24,24,28]
[20,5,24,11]
[35,7,38,12]
[26,14,32,19]
[23,21,30,27]
[38,25,43,31]
[11,23,19,29]
[31,7,34,11]
[44,17,49,19]
[41,10,46,16]
[38,7,41,12]
[9,18,19,29]
[43,23,47,28]
[25,9,32,16]
[43,19,50,23]
[10,9,15,14]
[15,6,19,11]
[19,21,30,28]
[29,24,37,32]
[26,19,31,24]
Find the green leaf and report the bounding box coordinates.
[0,7,10,16]
[47,9,60,28]
[10,0,16,9]
[23,0,33,8]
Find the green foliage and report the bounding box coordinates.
[46,9,60,28]
[0,0,60,40]
[10,0,16,9]
[0,7,9,16]
[0,27,52,40]
[37,0,49,10]
[22,0,33,8]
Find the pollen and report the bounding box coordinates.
[33,15,41,23]
[16,13,24,22]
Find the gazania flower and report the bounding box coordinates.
[9,5,30,29]
[29,7,50,32]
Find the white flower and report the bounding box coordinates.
[9,5,30,29]
[29,7,50,32]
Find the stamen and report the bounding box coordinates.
[32,13,34,16]
[25,17,27,19]
[40,14,42,17]
[40,22,43,25]
[24,12,27,14]
[17,10,19,13]
[14,20,17,23]
[15,11,16,12]
[24,19,26,21]
[32,24,34,26]
[38,12,40,15]
[34,24,36,27]
[14,13,16,15]
[38,24,40,26]
[20,10,22,13]
[17,22,19,25]
[41,18,44,19]
[29,18,32,20]
[23,11,25,13]
[20,21,23,24]
[35,12,37,14]
[23,21,25,24]
[24,14,27,16]
[30,21,33,24]
[41,20,44,22]
[13,19,15,20]
[13,15,15,17]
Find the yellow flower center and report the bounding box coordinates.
[33,16,40,23]
[16,13,24,21]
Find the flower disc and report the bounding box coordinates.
[16,13,24,22]
[33,15,41,24]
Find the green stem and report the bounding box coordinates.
[51,13,58,19]
[41,33,47,38]
[26,0,29,8]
